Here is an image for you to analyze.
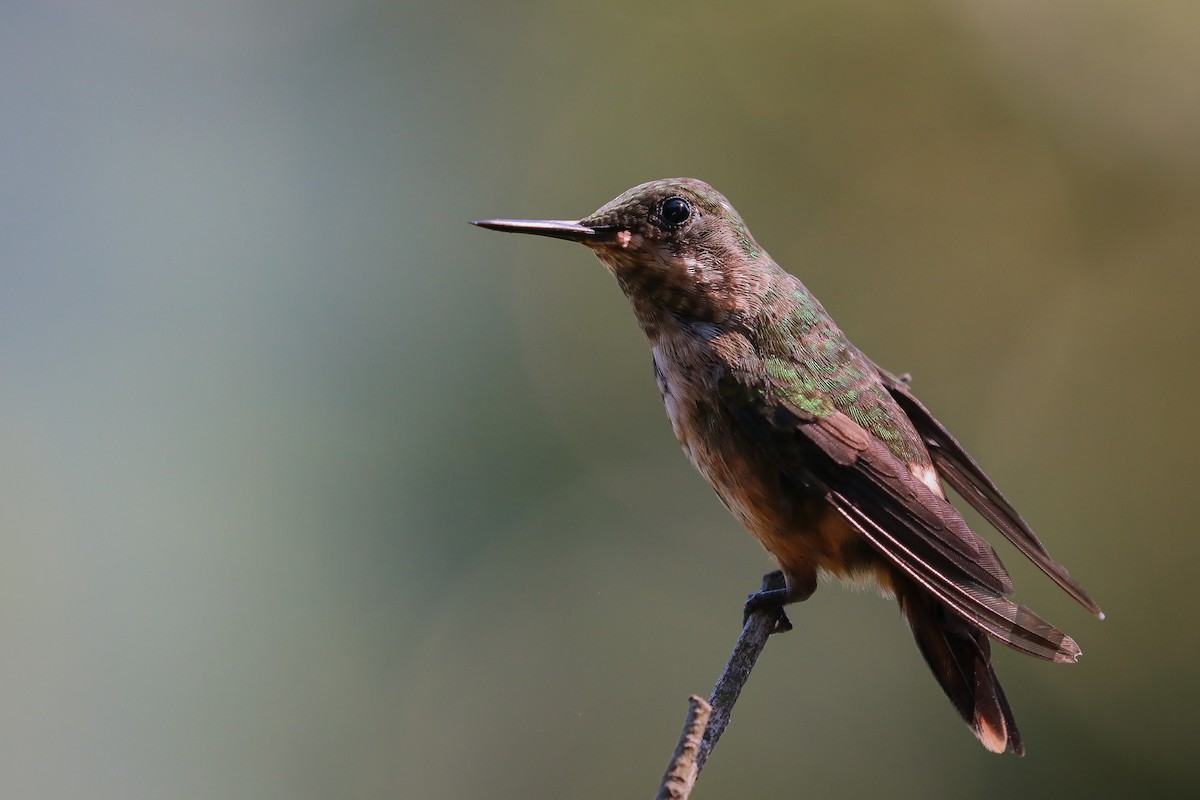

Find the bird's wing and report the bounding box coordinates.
[875,367,1103,619]
[716,364,1081,663]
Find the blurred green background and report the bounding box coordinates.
[3,1,1196,797]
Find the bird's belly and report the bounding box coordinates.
[658,371,886,588]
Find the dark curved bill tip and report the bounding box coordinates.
[470,218,597,242]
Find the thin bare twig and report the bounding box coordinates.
[696,571,787,774]
[653,695,712,800]
[653,572,789,798]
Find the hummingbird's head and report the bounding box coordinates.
[474,178,775,333]
[574,178,763,268]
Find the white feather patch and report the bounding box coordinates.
[911,463,944,498]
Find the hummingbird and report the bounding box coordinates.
[472,178,1102,755]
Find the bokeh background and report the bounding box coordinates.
[3,1,1197,797]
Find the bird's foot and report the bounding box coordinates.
[743,571,794,634]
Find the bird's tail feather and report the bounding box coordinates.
[901,588,1024,755]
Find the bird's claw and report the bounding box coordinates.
[744,587,793,634]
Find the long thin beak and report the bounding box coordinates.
[470,218,599,242]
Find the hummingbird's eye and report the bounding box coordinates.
[661,197,692,228]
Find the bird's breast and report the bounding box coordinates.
[650,335,890,587]
[651,340,805,546]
